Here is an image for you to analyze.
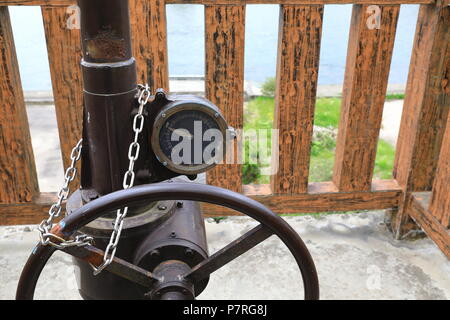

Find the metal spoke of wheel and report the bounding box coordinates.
[184,224,273,283]
[62,245,160,287]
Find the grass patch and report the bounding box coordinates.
[244,96,274,131]
[373,139,395,179]
[242,96,275,185]
[308,146,335,182]
[314,98,341,128]
[243,92,397,183]
[386,93,405,101]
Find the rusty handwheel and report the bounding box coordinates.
[16,182,319,300]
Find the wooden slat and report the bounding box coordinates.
[129,0,169,92]
[205,5,245,193]
[41,6,83,190]
[430,110,450,228]
[0,193,57,225]
[202,179,401,215]
[0,0,437,6]
[391,4,450,236]
[407,192,450,259]
[394,4,450,191]
[0,180,401,224]
[0,7,39,204]
[271,5,323,194]
[333,4,399,192]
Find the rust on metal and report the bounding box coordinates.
[85,29,127,60]
[185,224,273,283]
[49,223,66,240]
[63,245,159,287]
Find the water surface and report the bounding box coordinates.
[9,4,419,91]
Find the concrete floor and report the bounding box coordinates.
[0,212,448,300]
[1,99,447,300]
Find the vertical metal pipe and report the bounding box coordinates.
[79,0,132,64]
[77,0,139,197]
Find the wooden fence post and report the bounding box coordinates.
[41,5,83,191]
[130,0,169,92]
[205,5,245,193]
[333,4,400,192]
[271,5,324,194]
[390,3,450,238]
[430,110,450,229]
[0,6,39,204]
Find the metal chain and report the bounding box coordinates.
[38,139,93,249]
[91,84,151,275]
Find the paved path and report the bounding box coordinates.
[26,104,63,192]
[380,100,404,146]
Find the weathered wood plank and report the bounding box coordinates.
[41,6,83,191]
[0,0,437,6]
[129,0,169,92]
[430,110,450,228]
[391,4,450,236]
[394,5,450,192]
[0,180,401,224]
[407,192,450,259]
[202,179,401,216]
[271,5,323,194]
[205,5,245,192]
[333,4,399,192]
[0,193,57,225]
[0,7,39,204]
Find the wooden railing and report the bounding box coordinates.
[0,0,448,258]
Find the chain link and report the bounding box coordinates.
[38,139,93,249]
[36,85,150,272]
[91,84,151,275]
[37,84,150,266]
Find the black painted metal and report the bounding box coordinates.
[62,245,159,288]
[78,0,140,197]
[133,200,210,297]
[70,0,212,300]
[16,182,319,300]
[185,224,274,284]
[67,196,209,299]
[149,260,195,300]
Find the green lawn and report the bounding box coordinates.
[314,97,341,128]
[385,93,405,101]
[244,96,275,131]
[242,96,396,183]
